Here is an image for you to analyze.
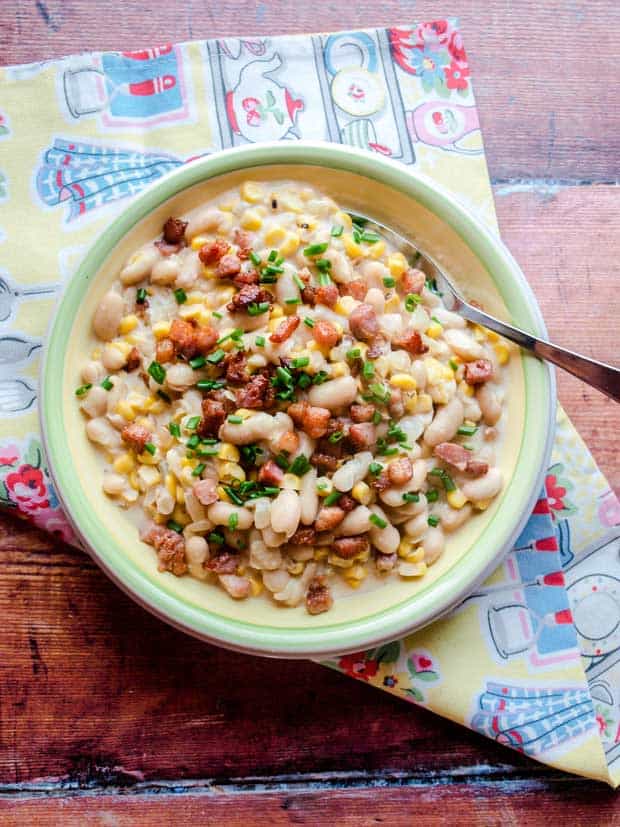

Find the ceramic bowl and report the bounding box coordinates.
[40,142,555,658]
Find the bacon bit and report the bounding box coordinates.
[349,303,379,341]
[350,403,376,423]
[388,388,405,419]
[434,442,488,477]
[290,527,317,545]
[233,269,260,287]
[387,457,413,486]
[207,388,236,414]
[315,283,339,307]
[312,320,340,349]
[370,470,391,493]
[310,452,338,472]
[215,253,242,279]
[463,358,494,385]
[207,551,239,574]
[123,346,141,372]
[169,318,197,360]
[235,373,275,410]
[162,217,188,245]
[366,335,389,359]
[269,315,300,344]
[333,536,369,560]
[193,325,218,355]
[393,329,428,355]
[143,525,187,576]
[301,285,317,306]
[466,459,490,477]
[340,279,367,301]
[375,552,397,572]
[155,338,174,364]
[287,401,307,427]
[277,430,299,454]
[193,478,218,506]
[154,239,181,256]
[121,423,151,453]
[349,422,376,450]
[306,576,333,615]
[224,351,249,384]
[198,398,227,438]
[258,460,285,487]
[198,238,229,266]
[233,228,253,259]
[227,284,274,314]
[402,267,426,295]
[289,402,331,439]
[338,494,356,513]
[314,506,346,532]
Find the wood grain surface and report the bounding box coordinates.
[0,0,619,822]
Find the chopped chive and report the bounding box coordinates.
[196,379,225,391]
[197,447,219,457]
[212,311,223,319]
[361,231,381,244]
[136,287,147,304]
[350,214,368,228]
[369,462,383,476]
[187,434,200,449]
[449,359,459,372]
[192,463,206,477]
[275,256,284,266]
[144,442,156,456]
[206,349,225,364]
[189,355,207,369]
[223,485,244,506]
[318,271,332,286]
[100,376,113,391]
[276,366,292,384]
[247,301,270,316]
[403,492,420,503]
[297,373,312,389]
[346,348,361,360]
[292,356,310,368]
[457,424,478,437]
[428,515,440,527]
[399,443,413,451]
[262,264,284,276]
[331,224,344,237]
[315,258,332,272]
[369,513,387,529]
[268,249,278,262]
[383,276,396,288]
[217,329,242,345]
[372,410,382,425]
[429,467,456,492]
[293,274,305,291]
[208,531,224,545]
[249,250,261,266]
[405,293,422,311]
[463,444,475,451]
[174,288,187,304]
[290,454,311,476]
[274,453,290,471]
[285,297,301,305]
[186,415,201,431]
[431,316,441,325]
[426,489,439,503]
[316,482,328,491]
[167,519,183,533]
[259,274,277,284]
[362,361,375,379]
[201,437,218,445]
[380,446,399,456]
[228,415,243,424]
[303,242,328,256]
[353,228,362,244]
[324,490,341,506]
[328,430,343,443]
[255,336,265,347]
[168,422,181,438]
[157,390,172,403]
[228,512,239,530]
[370,382,389,402]
[148,361,166,384]
[312,371,328,385]
[303,316,315,328]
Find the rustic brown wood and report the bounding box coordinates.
[1,0,618,181]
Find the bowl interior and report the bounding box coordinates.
[42,147,553,657]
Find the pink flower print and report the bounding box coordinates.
[31,507,76,544]
[447,30,467,65]
[242,97,262,127]
[5,464,49,513]
[0,443,19,467]
[348,83,366,101]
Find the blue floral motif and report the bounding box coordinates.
[408,47,449,95]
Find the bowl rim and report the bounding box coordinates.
[40,141,556,658]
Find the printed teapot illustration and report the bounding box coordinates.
[407,100,483,155]
[225,54,304,143]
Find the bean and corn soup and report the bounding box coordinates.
[78,181,510,614]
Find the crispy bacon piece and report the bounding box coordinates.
[258,460,285,487]
[277,430,299,454]
[301,285,316,306]
[312,320,340,349]
[288,400,331,439]
[388,388,405,419]
[340,279,367,301]
[387,457,413,486]
[349,422,376,450]
[233,269,260,287]
[290,527,317,545]
[143,525,187,576]
[310,452,338,473]
[155,338,175,364]
[434,442,489,477]
[235,373,275,410]
[169,318,197,360]
[315,283,339,307]
[233,228,253,259]
[466,459,490,477]
[402,267,426,295]
[193,478,218,506]
[215,253,242,279]
[198,238,229,266]
[154,239,181,256]
[121,423,151,453]
[366,335,389,359]
[123,346,141,372]
[198,398,227,438]
[207,551,239,574]
[314,506,346,532]
[463,358,494,385]
[393,329,428,355]
[227,284,274,314]
[162,217,188,245]
[349,303,379,341]
[333,536,369,560]
[370,470,391,493]
[269,314,300,344]
[306,576,333,615]
[338,494,356,513]
[193,325,218,355]
[350,403,376,423]
[224,351,249,384]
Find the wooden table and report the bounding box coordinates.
[1,2,619,823]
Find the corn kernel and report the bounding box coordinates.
[342,233,363,259]
[495,342,510,365]
[409,547,425,564]
[314,547,329,561]
[119,314,138,335]
[138,465,161,488]
[390,373,417,391]
[331,362,347,378]
[264,225,286,246]
[473,498,492,511]
[398,539,413,559]
[334,295,359,316]
[316,476,333,497]
[384,294,401,313]
[241,181,264,203]
[185,291,206,305]
[218,202,234,213]
[282,473,301,491]
[278,232,300,257]
[113,453,135,474]
[172,505,190,527]
[138,451,159,466]
[240,209,262,231]
[423,357,445,386]
[152,321,171,339]
[201,266,216,280]
[165,473,177,498]
[335,210,353,230]
[249,575,263,597]
[216,442,239,462]
[268,318,281,333]
[124,333,141,346]
[91,348,101,359]
[388,252,407,277]
[333,322,344,337]
[128,470,140,491]
[148,398,166,415]
[367,239,386,259]
[219,462,246,483]
[459,380,474,397]
[116,400,137,421]
[328,553,354,569]
[401,561,428,577]
[191,234,211,250]
[447,488,468,509]
[426,322,443,339]
[270,304,284,319]
[217,485,231,503]
[404,393,419,413]
[416,393,433,413]
[473,324,487,342]
[214,286,236,305]
[352,481,372,505]
[306,339,320,352]
[486,329,499,343]
[176,486,185,505]
[153,512,167,525]
[344,577,363,589]
[345,564,368,585]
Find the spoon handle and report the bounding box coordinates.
[460,303,620,402]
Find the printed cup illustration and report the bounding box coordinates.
[406,101,483,155]
[488,604,573,659]
[0,276,58,324]
[568,574,620,658]
[339,119,392,155]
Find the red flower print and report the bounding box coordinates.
[0,443,19,466]
[417,656,432,669]
[338,652,379,681]
[596,713,608,736]
[5,464,49,511]
[242,97,260,112]
[445,61,470,90]
[447,30,467,64]
[414,20,450,48]
[545,474,567,512]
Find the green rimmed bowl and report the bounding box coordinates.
[41,142,555,658]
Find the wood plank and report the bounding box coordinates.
[2,781,620,826]
[0,0,618,181]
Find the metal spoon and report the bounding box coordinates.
[356,216,620,402]
[0,275,59,324]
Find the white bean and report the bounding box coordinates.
[443,328,486,361]
[93,291,124,340]
[379,459,427,507]
[249,531,282,570]
[175,253,201,289]
[423,397,463,447]
[207,501,253,530]
[186,207,228,240]
[219,412,274,445]
[184,518,213,537]
[266,412,294,453]
[403,511,429,541]
[80,385,108,418]
[274,562,316,606]
[166,363,196,393]
[438,503,473,532]
[86,417,121,448]
[299,468,319,525]
[262,568,290,593]
[102,344,127,372]
[218,574,251,599]
[307,375,357,410]
[332,451,373,492]
[462,395,482,422]
[288,545,314,562]
[271,489,301,538]
[186,535,209,580]
[432,307,466,329]
[365,287,385,315]
[102,471,126,496]
[335,506,372,536]
[462,467,503,501]
[120,246,160,285]
[151,256,180,285]
[323,248,352,283]
[262,526,288,547]
[276,270,300,305]
[184,490,206,523]
[155,487,175,516]
[252,497,272,530]
[477,384,502,425]
[423,526,445,565]
[410,360,427,389]
[82,360,105,385]
[369,506,400,554]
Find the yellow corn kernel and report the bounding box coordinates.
[119,314,138,335]
[138,465,161,489]
[345,564,368,584]
[334,295,359,316]
[384,294,401,313]
[342,233,364,259]
[335,210,353,230]
[333,322,344,337]
[367,239,386,259]
[165,473,177,498]
[306,339,321,352]
[152,320,171,339]
[180,457,192,468]
[458,380,475,397]
[217,485,231,503]
[331,362,347,378]
[219,462,246,482]
[214,286,236,305]
[191,234,211,250]
[316,476,333,497]
[398,539,413,559]
[416,393,433,413]
[328,553,354,569]
[278,232,300,257]
[218,201,234,212]
[473,498,492,511]
[218,443,240,462]
[235,408,255,419]
[401,561,428,578]
[407,547,425,564]
[113,453,135,474]
[485,329,499,342]
[185,291,207,305]
[241,181,264,203]
[267,318,281,333]
[128,470,140,491]
[148,398,166,415]
[473,324,487,342]
[172,505,190,527]
[389,373,417,391]
[404,393,419,413]
[314,547,329,561]
[287,560,305,576]
[124,333,142,346]
[240,209,262,231]
[249,575,263,597]
[177,304,201,321]
[116,400,137,422]
[388,252,407,277]
[447,488,468,509]
[138,451,159,466]
[352,481,372,505]
[176,486,185,506]
[201,265,216,280]
[495,342,510,365]
[270,304,284,319]
[282,473,301,491]
[264,225,286,246]
[425,322,443,339]
[91,348,101,359]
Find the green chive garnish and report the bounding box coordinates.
[331,225,344,237]
[144,442,156,456]
[228,415,243,424]
[457,424,478,437]
[285,297,301,305]
[403,492,420,503]
[324,490,341,506]
[167,519,183,533]
[274,453,290,471]
[186,415,201,431]
[361,231,380,244]
[428,515,440,527]
[262,264,283,276]
[255,336,265,347]
[372,410,382,425]
[228,512,239,530]
[100,376,113,391]
[449,359,459,372]
[206,349,225,364]
[292,356,310,368]
[328,431,343,444]
[290,455,311,476]
[212,311,223,319]
[312,371,328,385]
[168,422,181,438]
[318,272,332,287]
[249,251,261,266]
[136,287,147,304]
[259,274,277,284]
[192,463,206,477]
[426,489,439,503]
[208,531,224,545]
[247,301,270,316]
[304,317,315,328]
[316,258,331,272]
[369,513,387,529]
[362,361,375,379]
[196,379,225,391]
[297,373,312,389]
[268,249,278,262]
[303,242,329,256]
[293,274,305,291]
[405,293,422,311]
[346,348,361,360]
[189,355,206,369]
[187,434,200,449]
[75,383,92,397]
[383,276,396,288]
[369,462,383,476]
[148,361,166,384]
[276,366,292,384]
[174,288,187,304]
